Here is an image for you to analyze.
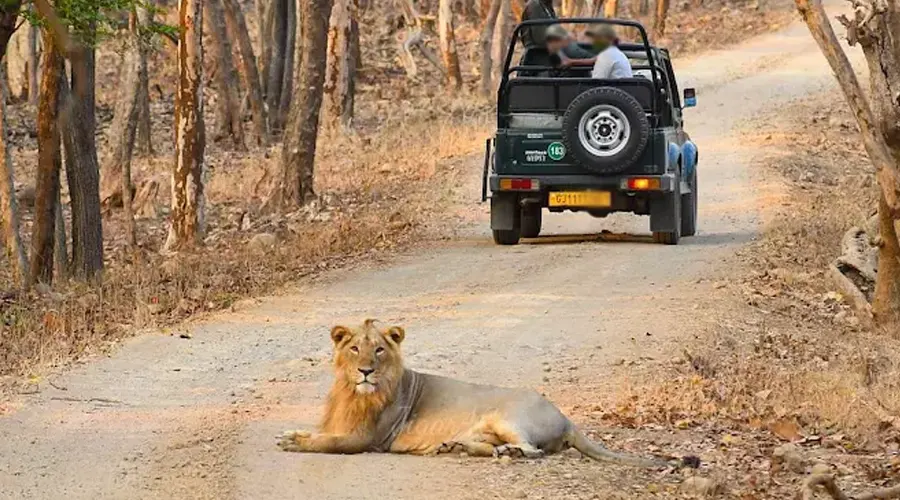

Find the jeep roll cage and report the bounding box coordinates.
[500,18,662,115]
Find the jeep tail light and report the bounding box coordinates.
[499,178,540,191]
[626,177,661,191]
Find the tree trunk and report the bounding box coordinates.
[874,194,900,325]
[603,0,618,17]
[561,0,577,16]
[6,22,29,101]
[265,0,288,132]
[653,0,669,38]
[165,0,207,252]
[30,30,64,285]
[492,0,512,89]
[27,23,39,105]
[102,8,145,209]
[277,0,296,128]
[259,0,274,97]
[478,0,502,97]
[795,0,900,327]
[638,0,650,16]
[62,43,105,281]
[136,6,153,156]
[0,69,27,286]
[223,0,269,145]
[53,188,67,279]
[273,0,333,209]
[438,0,462,90]
[325,0,358,128]
[206,0,246,149]
[108,9,143,247]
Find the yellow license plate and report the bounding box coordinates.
[548,191,611,208]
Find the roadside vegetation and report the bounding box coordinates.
[0,0,793,390]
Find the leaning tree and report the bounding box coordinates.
[795,0,900,327]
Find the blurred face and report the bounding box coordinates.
[590,33,613,51]
[547,37,567,53]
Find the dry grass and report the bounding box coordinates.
[0,97,491,390]
[602,94,900,446]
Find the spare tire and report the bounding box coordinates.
[562,87,650,174]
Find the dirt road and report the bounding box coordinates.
[0,10,861,499]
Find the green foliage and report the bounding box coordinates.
[21,0,172,47]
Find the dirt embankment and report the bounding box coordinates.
[592,93,900,498]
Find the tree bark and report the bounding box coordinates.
[0,68,27,286]
[53,187,67,279]
[165,0,207,252]
[795,0,900,326]
[206,0,246,149]
[26,23,39,105]
[30,29,64,285]
[264,0,288,132]
[273,0,333,209]
[102,8,146,209]
[653,0,669,38]
[62,42,105,281]
[324,0,358,129]
[108,9,143,247]
[478,0,502,97]
[136,6,153,156]
[604,0,618,17]
[438,0,462,90]
[223,0,269,144]
[492,0,512,89]
[277,0,296,128]
[875,194,900,325]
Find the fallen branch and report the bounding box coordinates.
[799,473,900,500]
[827,263,874,326]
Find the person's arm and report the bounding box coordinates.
[560,56,595,67]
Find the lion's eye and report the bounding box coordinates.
[349,346,359,354]
[375,347,385,355]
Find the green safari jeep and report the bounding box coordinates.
[482,18,699,245]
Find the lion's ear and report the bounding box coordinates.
[385,326,405,345]
[330,325,352,345]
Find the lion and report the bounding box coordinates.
[277,319,683,467]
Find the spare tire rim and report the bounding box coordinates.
[577,104,631,157]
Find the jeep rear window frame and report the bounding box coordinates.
[500,18,661,115]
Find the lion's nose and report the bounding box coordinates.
[358,368,374,377]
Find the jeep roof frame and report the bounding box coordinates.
[501,18,662,113]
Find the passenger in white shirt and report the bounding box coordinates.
[585,25,633,79]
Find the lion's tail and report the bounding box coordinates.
[568,428,668,469]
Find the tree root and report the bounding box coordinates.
[799,474,900,500]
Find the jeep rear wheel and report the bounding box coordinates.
[653,177,682,245]
[521,206,542,239]
[562,87,650,174]
[681,165,698,237]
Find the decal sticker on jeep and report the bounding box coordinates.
[525,150,548,162]
[547,142,566,161]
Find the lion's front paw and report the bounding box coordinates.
[436,441,467,455]
[277,430,312,452]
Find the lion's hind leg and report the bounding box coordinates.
[493,443,544,459]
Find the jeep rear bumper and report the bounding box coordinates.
[489,173,677,193]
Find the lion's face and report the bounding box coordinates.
[330,319,405,395]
